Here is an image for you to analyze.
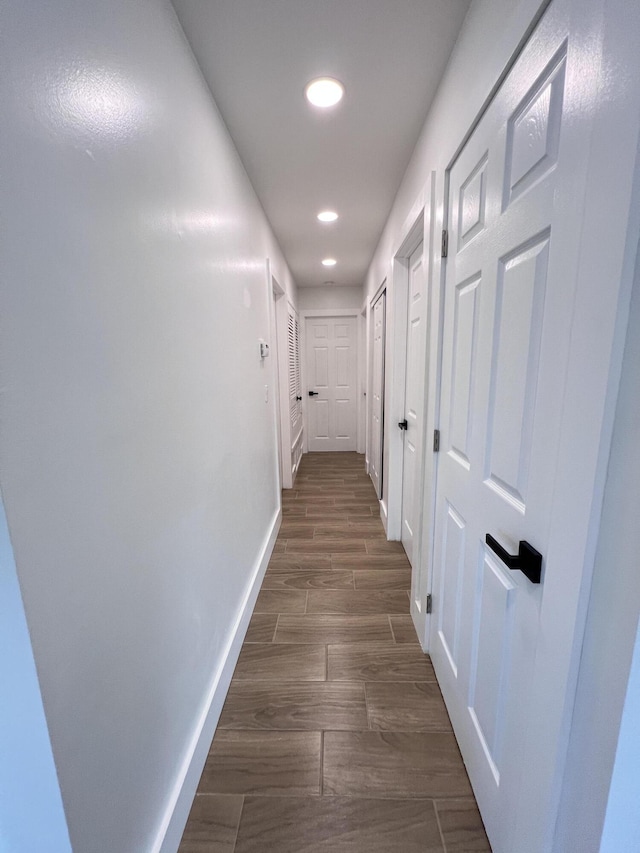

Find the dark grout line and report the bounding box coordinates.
[231,795,245,853]
[432,799,448,853]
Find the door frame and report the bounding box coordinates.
[368,282,387,502]
[300,309,361,454]
[266,260,285,491]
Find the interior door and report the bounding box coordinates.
[430,4,614,851]
[369,292,386,498]
[400,242,426,565]
[287,305,303,476]
[306,316,357,451]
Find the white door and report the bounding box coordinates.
[429,5,618,851]
[369,292,386,498]
[400,242,426,565]
[306,316,357,452]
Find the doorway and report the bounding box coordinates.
[304,314,358,452]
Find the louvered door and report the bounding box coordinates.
[287,305,303,476]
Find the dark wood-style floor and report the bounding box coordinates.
[179,452,491,852]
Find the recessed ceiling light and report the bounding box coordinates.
[322,258,337,267]
[305,77,344,108]
[317,210,338,222]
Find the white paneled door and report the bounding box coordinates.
[400,242,426,565]
[370,292,386,498]
[430,4,620,851]
[306,316,357,452]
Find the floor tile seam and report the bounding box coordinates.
[432,798,448,853]
[230,794,245,853]
[388,615,397,643]
[271,614,280,643]
[239,793,439,802]
[216,791,449,801]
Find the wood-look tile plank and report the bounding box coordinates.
[245,613,278,643]
[234,796,445,853]
[288,496,335,505]
[323,731,473,798]
[233,644,326,681]
[366,682,452,731]
[328,644,435,682]
[201,731,321,796]
[365,539,407,555]
[295,489,358,498]
[303,508,353,519]
[263,570,354,590]
[313,524,386,539]
[333,499,380,508]
[254,589,307,613]
[278,523,316,539]
[282,505,308,516]
[267,556,332,572]
[307,590,410,615]
[178,794,243,853]
[219,682,368,731]
[389,615,420,645]
[275,615,393,644]
[331,554,411,570]
[272,540,286,553]
[354,569,411,589]
[434,799,492,852]
[286,539,367,554]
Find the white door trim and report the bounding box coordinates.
[266,260,285,494]
[385,209,426,544]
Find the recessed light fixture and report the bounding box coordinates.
[317,210,338,222]
[322,258,337,267]
[305,77,344,108]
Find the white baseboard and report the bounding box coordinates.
[152,507,282,853]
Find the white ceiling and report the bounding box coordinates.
[172,0,472,288]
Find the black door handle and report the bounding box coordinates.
[398,419,408,430]
[308,390,319,397]
[296,396,302,401]
[485,534,542,584]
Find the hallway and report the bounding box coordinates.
[178,453,490,852]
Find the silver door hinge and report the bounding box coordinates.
[426,594,433,614]
[433,429,440,452]
[441,229,448,258]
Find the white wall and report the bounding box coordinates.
[0,1,295,851]
[297,285,364,311]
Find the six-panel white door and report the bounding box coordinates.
[400,242,426,565]
[370,293,386,498]
[430,5,604,850]
[306,316,357,452]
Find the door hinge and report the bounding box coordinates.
[426,594,433,614]
[433,429,440,452]
[441,229,448,258]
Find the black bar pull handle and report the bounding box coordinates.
[308,390,319,396]
[485,534,542,584]
[398,419,408,430]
